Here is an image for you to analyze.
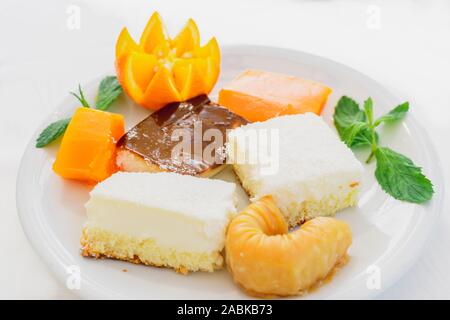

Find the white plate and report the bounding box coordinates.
[16,45,444,299]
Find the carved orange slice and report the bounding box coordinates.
[115,12,221,110]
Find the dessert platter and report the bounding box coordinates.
[16,12,444,299]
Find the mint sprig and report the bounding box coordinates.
[334,96,378,148]
[70,84,91,108]
[333,96,433,204]
[35,76,123,148]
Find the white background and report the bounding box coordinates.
[1,0,449,299]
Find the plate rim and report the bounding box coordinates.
[16,44,445,300]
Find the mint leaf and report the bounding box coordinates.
[352,128,378,148]
[375,147,433,203]
[35,118,71,148]
[341,122,369,147]
[95,76,123,111]
[70,85,90,108]
[374,102,409,126]
[334,96,373,147]
[334,96,366,128]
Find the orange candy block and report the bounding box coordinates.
[218,70,332,122]
[115,12,220,110]
[53,108,125,183]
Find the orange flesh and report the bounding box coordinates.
[172,18,200,56]
[141,66,181,110]
[117,51,159,103]
[218,69,332,122]
[116,28,141,59]
[225,196,352,297]
[53,108,125,183]
[139,12,170,56]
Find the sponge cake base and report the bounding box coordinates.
[81,226,223,273]
[232,164,359,226]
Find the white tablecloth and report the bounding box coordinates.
[1,0,449,299]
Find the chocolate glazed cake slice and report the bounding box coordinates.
[116,95,248,177]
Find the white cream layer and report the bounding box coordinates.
[85,172,237,253]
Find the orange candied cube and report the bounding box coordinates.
[218,69,332,122]
[53,107,125,183]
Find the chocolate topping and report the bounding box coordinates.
[118,95,248,175]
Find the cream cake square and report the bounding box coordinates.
[81,172,237,273]
[227,113,363,226]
